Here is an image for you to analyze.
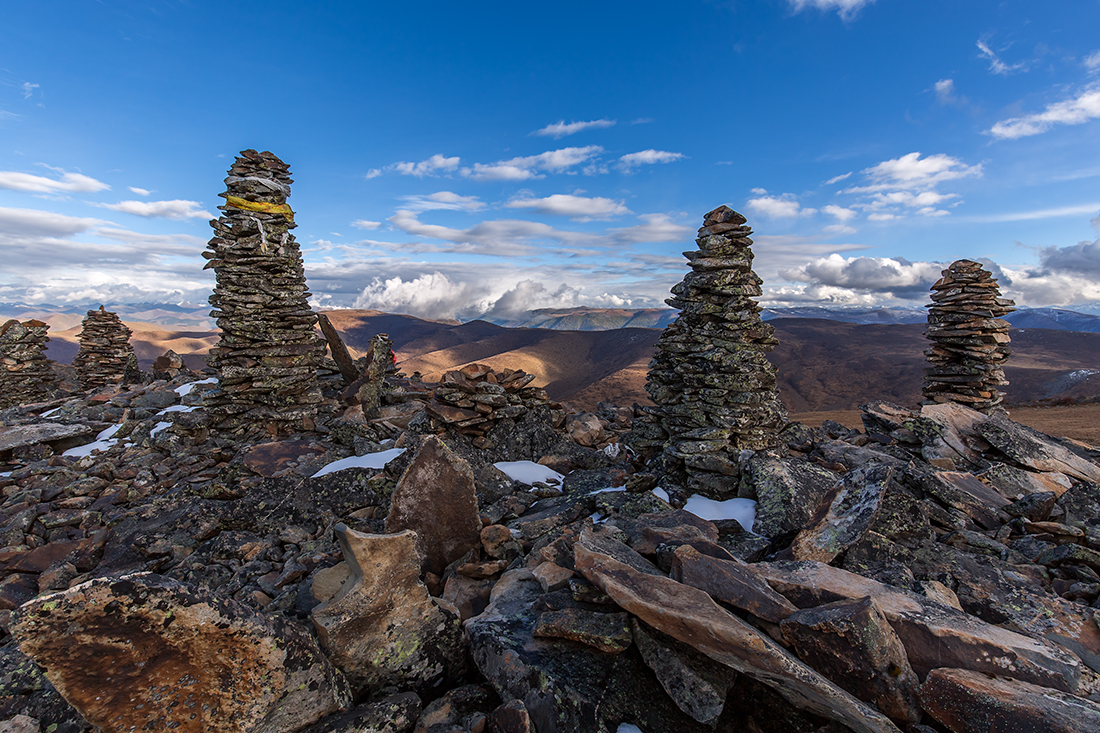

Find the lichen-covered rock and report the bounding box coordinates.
[923,260,1015,412]
[0,320,56,409]
[72,307,138,390]
[10,573,350,733]
[636,206,786,498]
[311,526,465,699]
[203,149,325,438]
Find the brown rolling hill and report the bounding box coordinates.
[35,310,1100,417]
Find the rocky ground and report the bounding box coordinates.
[1,366,1100,732]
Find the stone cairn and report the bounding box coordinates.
[634,206,786,498]
[72,307,138,390]
[203,150,325,437]
[923,259,1015,412]
[425,364,559,442]
[0,319,56,408]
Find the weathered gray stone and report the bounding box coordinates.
[741,453,838,538]
[789,464,893,563]
[73,307,138,390]
[0,320,56,409]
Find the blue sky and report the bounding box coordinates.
[2,0,1099,319]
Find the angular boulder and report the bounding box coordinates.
[788,464,893,564]
[311,526,465,698]
[740,453,837,538]
[10,573,350,733]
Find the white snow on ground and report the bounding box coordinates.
[39,407,62,418]
[62,423,126,458]
[174,377,216,397]
[493,461,565,486]
[149,421,171,438]
[311,448,406,478]
[652,487,669,502]
[683,495,757,533]
[589,485,625,495]
[156,405,198,415]
[0,472,11,478]
[616,725,643,733]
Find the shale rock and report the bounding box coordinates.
[0,320,56,409]
[923,260,1015,412]
[10,573,351,733]
[72,307,137,390]
[636,205,786,499]
[203,149,325,438]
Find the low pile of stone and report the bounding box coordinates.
[923,259,1015,412]
[203,150,325,437]
[424,364,558,441]
[151,349,190,381]
[0,319,56,409]
[638,206,786,498]
[72,307,138,390]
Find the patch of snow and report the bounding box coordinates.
[590,512,609,524]
[39,407,62,418]
[683,495,757,533]
[493,461,565,486]
[96,424,123,441]
[174,377,216,397]
[616,725,643,733]
[602,442,621,459]
[63,438,118,458]
[589,486,626,495]
[149,421,172,438]
[311,448,406,478]
[157,405,198,415]
[0,471,11,478]
[652,487,669,502]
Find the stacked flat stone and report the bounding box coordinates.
[923,259,1015,412]
[425,364,555,438]
[203,150,325,437]
[0,319,56,408]
[73,307,137,390]
[643,206,786,498]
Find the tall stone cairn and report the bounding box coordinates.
[923,259,1015,412]
[203,150,324,437]
[643,205,786,498]
[0,319,56,408]
[73,307,137,390]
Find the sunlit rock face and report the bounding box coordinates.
[922,259,1016,413]
[634,205,786,499]
[203,149,325,439]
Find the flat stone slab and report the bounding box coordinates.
[0,424,96,453]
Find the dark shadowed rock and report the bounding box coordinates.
[780,597,921,724]
[789,464,893,563]
[918,667,1100,733]
[311,526,465,699]
[10,573,350,733]
[301,692,422,733]
[533,608,632,653]
[671,544,797,623]
[385,436,483,576]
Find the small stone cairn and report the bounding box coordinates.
[72,307,137,390]
[0,319,56,408]
[203,150,325,437]
[424,364,558,443]
[923,259,1015,412]
[637,206,786,498]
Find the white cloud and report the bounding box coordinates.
[0,168,110,194]
[824,172,852,185]
[463,146,603,181]
[787,0,875,21]
[604,214,691,245]
[845,152,982,193]
[367,154,461,179]
[532,119,616,139]
[1087,50,1100,72]
[351,219,382,230]
[780,254,943,298]
[823,204,857,221]
[399,191,485,212]
[616,149,684,171]
[100,199,213,220]
[747,193,816,219]
[353,272,485,320]
[483,280,583,317]
[934,79,956,104]
[21,82,39,99]
[977,39,1025,75]
[867,213,898,221]
[987,83,1100,140]
[0,206,105,238]
[128,186,152,196]
[823,224,857,235]
[505,193,630,221]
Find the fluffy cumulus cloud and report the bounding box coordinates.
[0,168,110,194]
[463,146,603,182]
[352,272,487,320]
[987,83,1100,140]
[366,154,461,179]
[482,280,583,318]
[532,119,616,139]
[822,204,857,222]
[786,0,875,21]
[747,192,816,218]
[505,193,630,221]
[847,152,982,193]
[100,199,213,220]
[780,254,944,299]
[616,149,684,171]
